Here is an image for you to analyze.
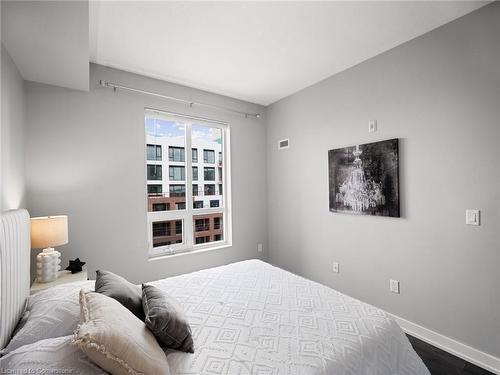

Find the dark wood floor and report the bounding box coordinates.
[407,335,494,375]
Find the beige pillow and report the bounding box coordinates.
[73,289,170,375]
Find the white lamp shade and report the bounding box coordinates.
[31,216,68,249]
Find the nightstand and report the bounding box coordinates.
[30,269,88,295]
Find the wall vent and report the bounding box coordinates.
[278,138,290,150]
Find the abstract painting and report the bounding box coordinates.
[328,138,399,217]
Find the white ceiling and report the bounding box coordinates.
[90,1,488,106]
[2,1,89,91]
[2,1,489,104]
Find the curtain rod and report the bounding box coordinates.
[99,80,261,119]
[144,107,228,126]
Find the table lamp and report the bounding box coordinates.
[31,215,68,283]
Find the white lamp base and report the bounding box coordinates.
[36,247,61,283]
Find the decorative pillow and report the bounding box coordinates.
[0,335,105,374]
[95,270,144,320]
[73,289,170,375]
[1,280,94,354]
[142,284,194,353]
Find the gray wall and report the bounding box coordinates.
[266,3,499,358]
[1,44,26,213]
[25,63,268,283]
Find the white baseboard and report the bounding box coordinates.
[390,313,500,375]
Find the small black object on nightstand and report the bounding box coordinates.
[66,258,86,274]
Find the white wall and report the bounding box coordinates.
[25,63,268,283]
[1,44,26,212]
[266,3,499,359]
[2,1,89,91]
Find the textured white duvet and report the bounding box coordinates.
[152,259,430,375]
[2,259,430,375]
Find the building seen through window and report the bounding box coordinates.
[145,113,227,254]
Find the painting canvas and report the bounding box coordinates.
[328,138,400,217]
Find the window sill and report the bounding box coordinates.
[148,242,232,261]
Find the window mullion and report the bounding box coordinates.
[223,127,232,247]
[185,122,194,249]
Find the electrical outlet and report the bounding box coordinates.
[257,243,263,252]
[332,262,339,273]
[368,120,377,133]
[390,279,400,294]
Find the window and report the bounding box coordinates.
[145,110,231,257]
[169,166,185,181]
[148,184,162,195]
[204,184,215,196]
[169,146,185,162]
[203,149,215,163]
[204,167,215,181]
[194,218,210,232]
[214,216,222,230]
[153,222,170,237]
[152,203,168,211]
[169,184,185,197]
[147,165,162,180]
[151,220,183,248]
[175,220,182,235]
[195,236,210,244]
[147,144,162,161]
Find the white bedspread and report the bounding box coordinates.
[151,259,430,375]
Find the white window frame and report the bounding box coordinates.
[145,109,232,258]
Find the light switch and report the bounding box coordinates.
[390,279,400,294]
[368,120,377,133]
[466,209,480,226]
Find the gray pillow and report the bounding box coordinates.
[142,284,194,353]
[95,270,144,320]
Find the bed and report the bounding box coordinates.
[0,209,430,375]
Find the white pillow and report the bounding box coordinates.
[0,335,106,374]
[74,289,170,375]
[2,280,94,354]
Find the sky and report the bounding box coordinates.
[145,118,221,144]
